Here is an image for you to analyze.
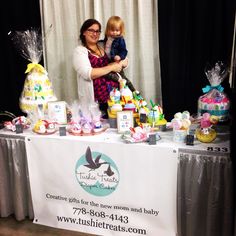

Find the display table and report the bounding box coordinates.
[0,126,233,236]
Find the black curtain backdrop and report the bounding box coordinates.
[0,0,41,116]
[158,2,236,235]
[158,0,236,121]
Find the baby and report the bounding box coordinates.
[104,16,140,97]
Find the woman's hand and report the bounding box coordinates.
[109,62,123,73]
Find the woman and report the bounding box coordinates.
[73,19,124,119]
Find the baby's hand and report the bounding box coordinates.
[114,55,121,62]
[110,62,122,73]
[121,57,128,68]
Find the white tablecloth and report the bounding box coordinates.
[0,126,233,236]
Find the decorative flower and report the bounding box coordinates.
[200,112,219,129]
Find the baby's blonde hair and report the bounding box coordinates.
[105,16,125,37]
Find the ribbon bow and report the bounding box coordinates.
[202,84,224,93]
[25,63,46,74]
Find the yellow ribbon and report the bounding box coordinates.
[25,63,46,74]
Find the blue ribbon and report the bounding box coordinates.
[202,84,224,93]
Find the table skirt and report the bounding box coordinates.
[0,135,34,221]
[177,148,234,236]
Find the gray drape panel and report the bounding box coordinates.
[0,135,33,221]
[177,149,234,236]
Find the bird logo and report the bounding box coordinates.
[76,146,119,196]
[84,146,108,171]
[104,164,114,176]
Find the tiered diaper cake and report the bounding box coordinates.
[198,62,230,122]
[10,29,57,117]
[19,64,57,114]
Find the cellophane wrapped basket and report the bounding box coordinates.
[9,28,57,118]
[198,62,230,122]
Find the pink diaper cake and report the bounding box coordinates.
[198,62,230,122]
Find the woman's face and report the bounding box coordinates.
[83,24,101,45]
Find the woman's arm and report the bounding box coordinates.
[73,45,122,80]
[90,61,122,79]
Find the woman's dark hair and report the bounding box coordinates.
[80,19,101,46]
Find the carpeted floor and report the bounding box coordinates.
[0,215,95,236]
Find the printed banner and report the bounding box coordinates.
[25,136,178,236]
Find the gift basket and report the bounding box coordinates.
[198,61,230,122]
[9,28,57,119]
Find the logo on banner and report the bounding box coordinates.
[75,146,120,196]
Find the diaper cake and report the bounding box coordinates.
[110,103,123,115]
[10,29,57,117]
[20,66,57,114]
[4,116,31,132]
[147,100,167,127]
[33,119,57,134]
[198,61,230,122]
[67,121,82,135]
[120,85,133,102]
[123,101,136,112]
[109,88,121,103]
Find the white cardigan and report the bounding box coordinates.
[73,45,94,110]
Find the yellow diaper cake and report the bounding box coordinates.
[10,29,57,117]
[19,64,57,114]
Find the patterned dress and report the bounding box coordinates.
[88,52,119,104]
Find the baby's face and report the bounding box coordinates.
[109,28,121,37]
